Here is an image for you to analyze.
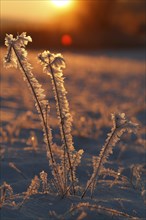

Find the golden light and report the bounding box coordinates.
[51,0,71,8]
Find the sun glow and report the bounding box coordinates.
[51,0,71,8]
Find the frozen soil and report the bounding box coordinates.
[0,48,146,219]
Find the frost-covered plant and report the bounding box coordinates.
[38,51,83,194]
[81,113,138,198]
[19,175,40,207]
[61,202,136,219]
[1,111,32,144]
[4,33,83,196]
[4,33,138,203]
[9,162,27,180]
[4,33,63,195]
[0,182,13,208]
[25,175,40,196]
[40,171,49,193]
[50,203,138,219]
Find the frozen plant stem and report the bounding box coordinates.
[4,34,63,195]
[13,47,53,173]
[49,59,75,194]
[81,113,138,198]
[38,51,80,195]
[39,51,75,194]
[13,46,63,194]
[81,128,116,198]
[63,203,135,219]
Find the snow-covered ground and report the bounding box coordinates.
[0,48,145,219]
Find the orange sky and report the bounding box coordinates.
[1,0,76,23]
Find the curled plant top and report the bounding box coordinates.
[112,112,138,131]
[4,33,32,68]
[38,51,66,71]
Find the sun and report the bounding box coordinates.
[51,0,71,8]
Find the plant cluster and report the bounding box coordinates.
[2,32,140,218]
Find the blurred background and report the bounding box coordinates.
[1,0,146,50]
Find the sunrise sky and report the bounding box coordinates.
[1,0,76,23]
